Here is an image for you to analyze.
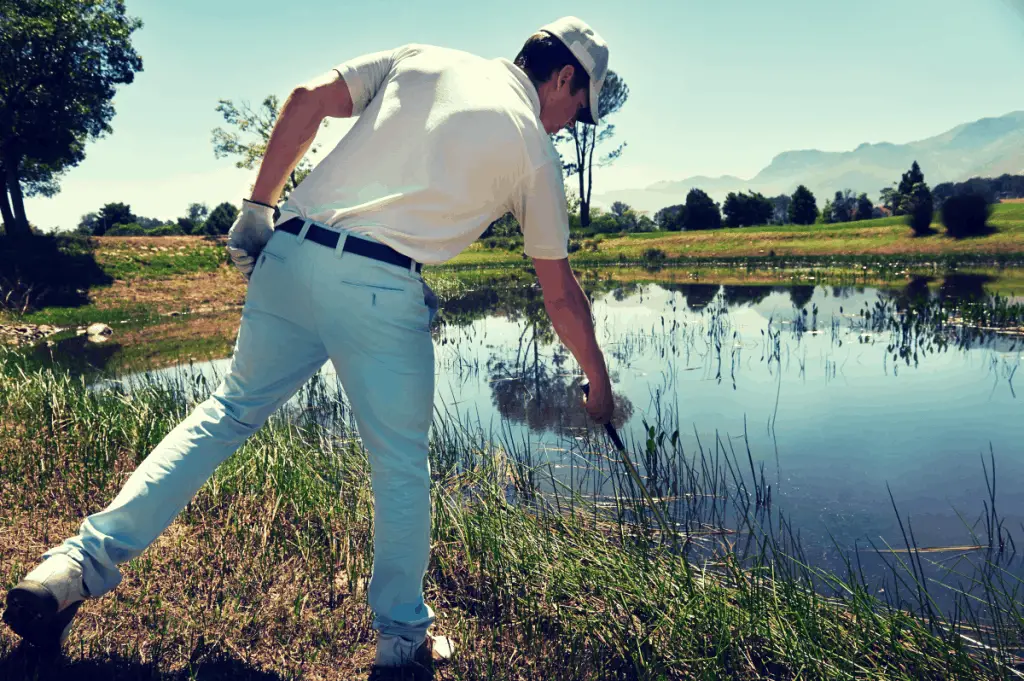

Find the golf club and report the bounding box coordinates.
[579,380,674,542]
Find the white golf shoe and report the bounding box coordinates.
[374,632,455,668]
[3,554,90,649]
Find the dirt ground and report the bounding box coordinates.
[93,266,247,315]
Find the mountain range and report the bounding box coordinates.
[595,111,1024,215]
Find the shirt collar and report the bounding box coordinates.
[497,58,541,118]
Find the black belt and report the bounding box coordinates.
[277,217,422,273]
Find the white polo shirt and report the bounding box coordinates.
[276,43,571,264]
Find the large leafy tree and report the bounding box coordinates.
[684,188,721,230]
[788,185,818,225]
[0,0,143,237]
[898,160,925,196]
[211,96,330,206]
[855,192,874,221]
[204,202,240,235]
[722,191,772,227]
[654,204,685,231]
[97,201,135,235]
[551,71,629,228]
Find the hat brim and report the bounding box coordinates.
[579,82,600,126]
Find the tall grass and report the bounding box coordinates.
[1,346,1022,679]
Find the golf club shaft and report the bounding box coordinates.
[580,381,674,540]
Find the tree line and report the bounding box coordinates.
[74,201,239,237]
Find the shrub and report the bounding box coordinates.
[583,239,599,252]
[641,248,667,265]
[941,194,991,238]
[567,240,581,254]
[148,224,185,237]
[482,236,522,251]
[106,222,147,236]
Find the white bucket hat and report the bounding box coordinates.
[537,16,609,126]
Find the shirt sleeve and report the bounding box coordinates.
[332,47,403,116]
[508,160,571,260]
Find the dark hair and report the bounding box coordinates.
[514,32,589,95]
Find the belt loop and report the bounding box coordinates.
[296,219,312,244]
[409,257,417,274]
[333,230,349,260]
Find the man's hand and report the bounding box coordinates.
[582,374,614,425]
[227,199,275,279]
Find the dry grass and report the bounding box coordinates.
[92,267,246,315]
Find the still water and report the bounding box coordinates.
[64,276,1023,594]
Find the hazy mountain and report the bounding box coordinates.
[596,111,1024,215]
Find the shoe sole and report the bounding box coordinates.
[3,580,81,649]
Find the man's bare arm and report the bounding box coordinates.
[533,257,611,395]
[249,73,354,207]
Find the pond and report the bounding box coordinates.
[26,268,1024,608]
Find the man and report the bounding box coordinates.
[4,16,614,670]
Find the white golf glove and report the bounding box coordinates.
[227,199,275,279]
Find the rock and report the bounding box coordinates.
[86,323,112,338]
[86,322,113,343]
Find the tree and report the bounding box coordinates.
[188,202,209,224]
[610,201,630,219]
[552,71,629,227]
[95,202,136,235]
[879,185,902,216]
[204,202,240,235]
[829,189,857,223]
[77,211,100,235]
[723,191,772,227]
[1,0,143,237]
[683,188,721,230]
[788,185,818,225]
[177,202,209,234]
[855,193,874,221]
[769,194,791,225]
[819,198,834,224]
[482,212,520,239]
[212,96,330,206]
[898,161,924,197]
[654,204,686,231]
[903,182,934,236]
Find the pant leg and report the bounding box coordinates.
[310,248,439,641]
[45,232,327,597]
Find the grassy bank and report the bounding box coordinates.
[1,351,1021,680]
[3,205,1023,329]
[449,203,1024,268]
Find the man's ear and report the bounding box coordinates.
[558,64,575,91]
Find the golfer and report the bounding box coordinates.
[4,16,614,669]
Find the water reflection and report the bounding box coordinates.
[488,324,634,432]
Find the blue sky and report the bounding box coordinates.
[23,0,1024,232]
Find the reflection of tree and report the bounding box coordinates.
[893,275,933,309]
[939,273,992,303]
[832,286,855,299]
[488,323,633,434]
[660,284,720,311]
[612,282,643,302]
[788,286,815,310]
[722,285,773,307]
